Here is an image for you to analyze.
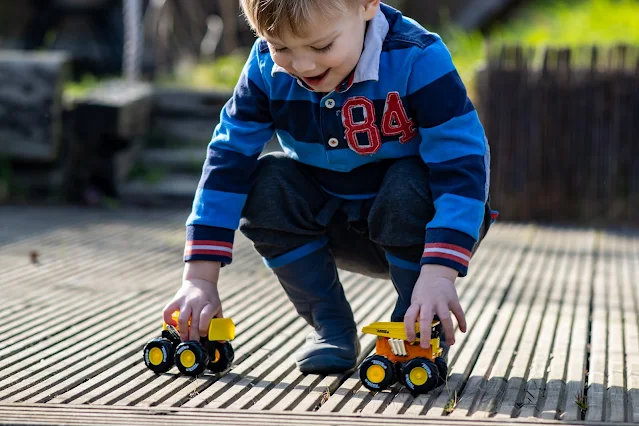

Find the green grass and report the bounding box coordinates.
[444,0,639,92]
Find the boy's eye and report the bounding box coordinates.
[312,42,334,53]
[272,46,288,53]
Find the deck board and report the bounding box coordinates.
[1,206,638,425]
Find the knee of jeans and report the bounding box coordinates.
[368,173,434,244]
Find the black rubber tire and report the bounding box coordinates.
[359,355,395,392]
[401,357,439,394]
[435,356,448,387]
[206,341,235,373]
[175,341,209,376]
[143,338,175,374]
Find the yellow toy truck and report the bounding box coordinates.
[359,320,447,394]
[143,312,235,377]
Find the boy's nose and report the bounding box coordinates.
[291,57,315,74]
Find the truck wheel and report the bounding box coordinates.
[143,338,175,374]
[206,341,235,373]
[359,355,395,392]
[435,356,448,387]
[401,357,439,394]
[175,341,209,376]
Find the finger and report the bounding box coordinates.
[437,309,456,346]
[189,306,201,341]
[450,299,467,333]
[162,300,180,326]
[419,305,433,349]
[404,304,420,342]
[199,304,216,338]
[177,306,192,342]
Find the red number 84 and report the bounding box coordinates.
[341,92,417,155]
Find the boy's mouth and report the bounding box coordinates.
[301,69,331,86]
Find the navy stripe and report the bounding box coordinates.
[271,97,419,146]
[407,70,475,129]
[425,227,476,252]
[380,4,438,51]
[186,224,235,244]
[428,154,487,202]
[200,147,260,193]
[226,73,271,124]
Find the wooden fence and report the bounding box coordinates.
[478,44,639,226]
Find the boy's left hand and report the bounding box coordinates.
[404,264,467,349]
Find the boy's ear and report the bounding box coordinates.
[362,0,380,21]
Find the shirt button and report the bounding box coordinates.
[328,138,339,147]
[325,98,335,109]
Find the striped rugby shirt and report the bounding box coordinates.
[185,3,491,276]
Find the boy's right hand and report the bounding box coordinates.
[162,276,223,342]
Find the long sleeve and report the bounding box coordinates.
[184,40,275,265]
[406,37,490,276]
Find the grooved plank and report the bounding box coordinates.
[560,232,594,422]
[604,234,626,422]
[426,225,534,417]
[474,228,569,418]
[538,231,594,420]
[586,234,607,422]
[516,231,577,420]
[5,403,624,426]
[452,228,554,418]
[628,235,639,422]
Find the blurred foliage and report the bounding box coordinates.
[63,74,102,101]
[158,53,248,91]
[443,0,639,97]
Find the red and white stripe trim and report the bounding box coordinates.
[184,240,233,258]
[422,243,471,267]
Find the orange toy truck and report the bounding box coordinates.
[359,320,447,394]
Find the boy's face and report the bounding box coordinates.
[263,1,379,93]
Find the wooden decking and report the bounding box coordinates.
[1,206,638,426]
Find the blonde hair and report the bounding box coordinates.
[241,0,358,39]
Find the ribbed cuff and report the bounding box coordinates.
[421,228,476,277]
[184,225,235,265]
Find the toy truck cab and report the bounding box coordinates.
[359,321,448,394]
[143,312,235,377]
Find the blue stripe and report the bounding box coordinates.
[212,109,274,157]
[407,71,475,129]
[419,111,487,163]
[187,188,248,230]
[428,154,487,202]
[386,253,421,272]
[429,194,485,240]
[407,39,456,90]
[186,224,235,244]
[263,237,329,269]
[200,147,259,194]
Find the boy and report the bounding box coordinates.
[163,0,493,374]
